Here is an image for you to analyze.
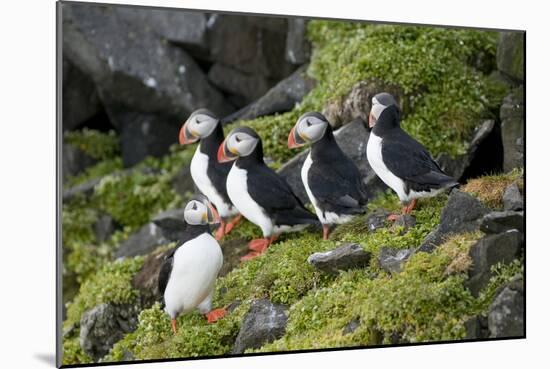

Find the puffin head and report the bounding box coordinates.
[184,195,221,225]
[217,126,261,163]
[179,109,220,145]
[288,112,330,149]
[369,92,400,129]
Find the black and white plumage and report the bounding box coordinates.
[366,93,458,215]
[179,109,241,240]
[158,196,226,334]
[218,127,319,259]
[288,112,368,239]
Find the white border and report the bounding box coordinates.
[1,1,547,369]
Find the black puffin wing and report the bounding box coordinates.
[247,165,305,213]
[158,248,177,299]
[307,160,367,213]
[381,131,456,191]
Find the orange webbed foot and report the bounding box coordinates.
[205,308,227,323]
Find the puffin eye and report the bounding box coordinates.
[235,136,241,143]
[306,119,312,127]
[192,203,197,210]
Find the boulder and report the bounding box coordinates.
[464,316,489,340]
[479,211,524,234]
[62,57,102,131]
[466,230,523,297]
[93,213,117,243]
[500,87,525,172]
[114,222,168,259]
[307,243,371,275]
[322,79,407,128]
[208,63,273,103]
[436,120,503,181]
[342,317,361,335]
[418,190,490,252]
[497,32,525,83]
[62,142,97,182]
[232,299,288,354]
[132,247,174,306]
[378,247,414,274]
[278,119,387,204]
[365,209,391,232]
[62,3,232,166]
[222,65,316,124]
[151,207,187,242]
[285,18,311,65]
[62,177,102,202]
[488,276,525,338]
[502,182,524,211]
[80,303,141,361]
[207,14,294,80]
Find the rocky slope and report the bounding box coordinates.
[60,4,525,365]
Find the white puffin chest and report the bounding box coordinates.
[366,133,408,201]
[190,146,234,217]
[226,164,273,237]
[163,233,223,317]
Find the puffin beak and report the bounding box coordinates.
[368,113,376,128]
[217,140,238,163]
[206,202,221,224]
[287,126,306,149]
[179,120,199,145]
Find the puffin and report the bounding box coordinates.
[366,92,458,219]
[288,112,368,239]
[158,195,226,334]
[179,109,242,240]
[217,126,319,260]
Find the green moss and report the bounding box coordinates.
[64,257,144,329]
[462,168,523,209]
[65,129,120,160]
[228,23,506,167]
[67,157,123,187]
[475,258,524,313]
[63,336,92,365]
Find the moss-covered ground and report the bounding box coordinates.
[61,20,521,366]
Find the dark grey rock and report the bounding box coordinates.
[132,247,175,306]
[322,79,407,128]
[466,230,523,297]
[365,209,390,232]
[171,165,195,199]
[393,214,416,233]
[278,119,387,204]
[436,120,500,181]
[207,14,294,80]
[80,303,141,361]
[232,299,288,354]
[342,318,361,335]
[285,18,310,65]
[152,207,187,242]
[378,247,414,273]
[418,190,490,252]
[93,214,117,243]
[62,57,102,131]
[62,142,97,182]
[114,222,167,259]
[480,211,524,234]
[502,183,523,211]
[208,63,273,103]
[223,65,316,123]
[488,276,524,338]
[500,87,525,172]
[62,177,102,202]
[116,7,208,52]
[62,3,232,166]
[497,32,525,83]
[307,243,371,275]
[464,316,489,340]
